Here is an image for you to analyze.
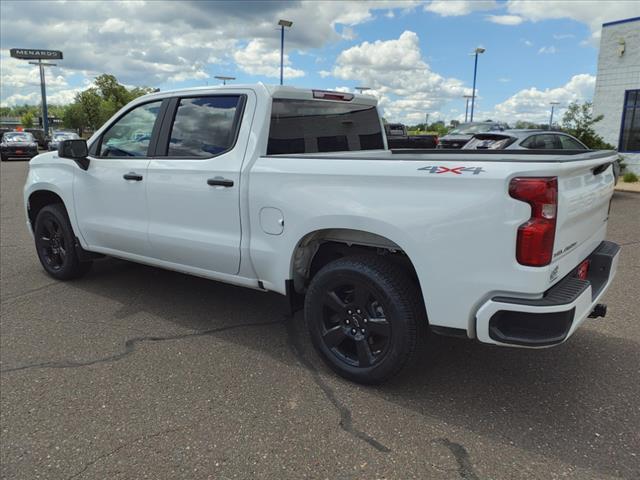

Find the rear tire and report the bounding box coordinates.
[304,255,424,384]
[34,204,92,280]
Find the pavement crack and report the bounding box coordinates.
[284,314,391,453]
[1,281,59,304]
[1,320,282,374]
[620,240,639,247]
[66,426,183,479]
[436,438,480,480]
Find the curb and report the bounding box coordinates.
[614,184,640,193]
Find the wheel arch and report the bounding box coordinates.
[27,189,67,228]
[289,227,421,296]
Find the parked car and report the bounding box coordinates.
[438,121,509,149]
[1,131,39,161]
[24,84,620,384]
[48,131,80,151]
[385,123,438,149]
[24,128,47,149]
[462,129,621,184]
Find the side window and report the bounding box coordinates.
[99,101,163,157]
[167,96,241,158]
[521,134,558,149]
[558,135,586,150]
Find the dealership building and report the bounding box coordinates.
[592,16,640,174]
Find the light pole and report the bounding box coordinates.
[355,86,371,94]
[549,101,560,130]
[469,47,485,122]
[214,75,235,85]
[278,19,293,85]
[463,94,473,123]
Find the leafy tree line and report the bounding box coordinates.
[1,74,155,135]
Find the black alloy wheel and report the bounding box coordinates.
[305,255,423,384]
[320,282,392,368]
[34,204,92,280]
[37,216,67,271]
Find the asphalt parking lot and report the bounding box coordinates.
[1,160,639,479]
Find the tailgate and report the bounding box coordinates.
[552,158,615,280]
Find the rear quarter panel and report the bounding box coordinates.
[247,151,616,336]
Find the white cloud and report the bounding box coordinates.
[329,31,470,123]
[0,1,419,105]
[522,39,533,47]
[506,0,640,41]
[234,40,305,79]
[538,46,557,54]
[498,77,511,83]
[424,0,497,17]
[486,14,523,25]
[341,26,357,41]
[488,73,596,123]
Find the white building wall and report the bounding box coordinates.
[592,18,640,174]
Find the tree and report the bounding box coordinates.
[561,101,614,149]
[62,103,86,135]
[21,111,35,128]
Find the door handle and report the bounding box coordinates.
[123,172,143,181]
[207,177,234,187]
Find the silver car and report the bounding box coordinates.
[48,131,80,151]
[462,129,621,183]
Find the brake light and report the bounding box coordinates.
[509,177,558,267]
[435,136,439,146]
[312,90,354,101]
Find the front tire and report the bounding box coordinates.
[304,255,424,384]
[34,204,92,280]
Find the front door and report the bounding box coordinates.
[146,94,251,275]
[74,100,164,256]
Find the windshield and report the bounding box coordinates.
[268,99,384,154]
[3,132,34,142]
[450,123,498,135]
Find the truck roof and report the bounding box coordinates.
[139,83,378,106]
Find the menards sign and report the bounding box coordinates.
[10,49,63,60]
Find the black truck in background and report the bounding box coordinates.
[385,123,438,149]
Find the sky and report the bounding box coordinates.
[1,0,639,125]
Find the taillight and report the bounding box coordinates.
[509,177,558,267]
[434,136,439,146]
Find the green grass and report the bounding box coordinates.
[622,172,639,183]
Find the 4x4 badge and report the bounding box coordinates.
[418,166,485,175]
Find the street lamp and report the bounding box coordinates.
[463,94,473,123]
[214,75,235,85]
[549,101,560,130]
[469,47,485,122]
[355,86,371,94]
[278,19,293,85]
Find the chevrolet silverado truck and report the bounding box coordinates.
[24,84,620,383]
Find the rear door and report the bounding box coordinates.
[145,92,253,275]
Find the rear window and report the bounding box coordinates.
[267,99,384,154]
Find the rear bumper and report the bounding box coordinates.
[475,241,620,348]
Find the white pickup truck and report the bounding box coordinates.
[24,84,620,383]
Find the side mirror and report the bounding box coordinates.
[58,139,90,170]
